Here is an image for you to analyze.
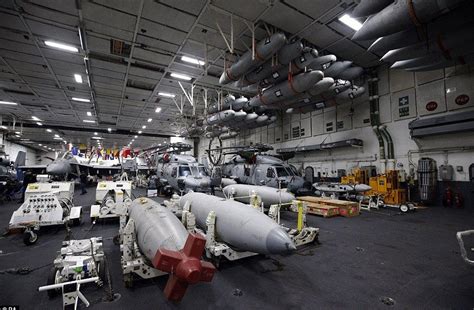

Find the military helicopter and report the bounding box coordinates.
[147,142,213,195]
[207,142,312,194]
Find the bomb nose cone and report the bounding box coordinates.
[266,228,296,254]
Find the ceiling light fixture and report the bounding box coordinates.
[107,128,112,132]
[44,40,78,52]
[32,116,40,121]
[94,132,98,135]
[142,125,146,129]
[36,122,43,126]
[87,111,92,116]
[0,125,7,129]
[15,131,20,134]
[83,120,95,123]
[155,107,162,113]
[158,92,176,98]
[46,129,52,132]
[74,74,83,83]
[170,72,192,81]
[134,135,137,138]
[72,97,91,103]
[54,134,59,138]
[0,101,18,105]
[138,131,142,134]
[339,14,363,31]
[181,55,205,66]
[147,118,152,122]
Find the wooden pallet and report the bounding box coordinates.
[304,202,340,218]
[298,196,359,217]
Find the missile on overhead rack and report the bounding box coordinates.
[232,110,247,122]
[244,112,259,123]
[260,49,319,88]
[239,41,304,87]
[381,26,474,63]
[223,184,296,208]
[206,109,236,126]
[391,42,474,70]
[232,97,248,111]
[255,114,269,124]
[323,61,353,78]
[404,52,474,72]
[337,67,364,81]
[129,198,215,301]
[286,102,326,114]
[249,70,324,108]
[307,77,336,96]
[219,33,287,85]
[208,94,236,114]
[179,192,296,254]
[334,85,366,101]
[367,5,474,53]
[353,0,466,41]
[307,54,337,71]
[220,131,239,140]
[351,0,394,17]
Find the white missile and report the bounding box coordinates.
[220,131,239,140]
[405,52,474,72]
[307,55,337,71]
[313,183,372,194]
[256,114,269,124]
[324,61,353,78]
[129,198,215,301]
[286,103,326,114]
[244,112,259,123]
[352,0,394,17]
[239,41,304,87]
[337,67,364,80]
[353,0,466,41]
[381,26,474,62]
[221,178,237,187]
[219,33,286,84]
[249,70,324,108]
[206,109,235,126]
[223,184,295,208]
[208,94,235,113]
[232,110,247,122]
[368,6,474,53]
[335,86,366,101]
[179,193,296,254]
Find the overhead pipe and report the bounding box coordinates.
[367,70,386,173]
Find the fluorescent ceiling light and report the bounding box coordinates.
[39,144,42,146]
[339,14,363,31]
[74,74,83,83]
[46,129,52,132]
[108,128,112,132]
[87,111,92,116]
[147,118,152,122]
[32,116,40,121]
[158,92,175,98]
[37,122,43,126]
[94,132,98,135]
[15,135,20,138]
[53,137,63,140]
[155,107,162,113]
[142,125,146,129]
[83,120,95,123]
[138,130,142,134]
[44,40,78,53]
[0,101,17,105]
[181,55,205,66]
[0,125,7,129]
[170,72,192,81]
[134,135,138,138]
[54,134,59,138]
[72,97,90,103]
[15,131,20,134]
[92,137,102,140]
[132,139,135,142]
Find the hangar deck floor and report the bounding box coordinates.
[0,187,473,309]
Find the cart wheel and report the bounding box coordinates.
[96,260,107,285]
[46,267,62,299]
[23,231,38,245]
[124,274,134,288]
[399,204,409,213]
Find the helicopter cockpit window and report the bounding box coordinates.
[266,167,275,178]
[274,166,289,177]
[197,165,209,177]
[179,165,192,177]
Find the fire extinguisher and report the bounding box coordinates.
[454,191,464,208]
[442,186,453,207]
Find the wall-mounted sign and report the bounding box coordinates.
[398,96,410,117]
[425,101,438,111]
[455,94,470,106]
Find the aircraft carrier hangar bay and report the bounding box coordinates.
[0,0,473,309]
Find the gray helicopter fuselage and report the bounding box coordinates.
[156,154,211,193]
[221,155,306,193]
